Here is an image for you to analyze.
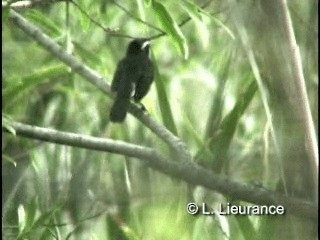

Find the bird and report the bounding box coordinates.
[109,38,154,122]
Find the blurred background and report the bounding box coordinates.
[2,0,318,239]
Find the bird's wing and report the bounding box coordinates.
[111,59,124,92]
[133,59,154,102]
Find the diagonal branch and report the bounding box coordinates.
[8,9,192,163]
[3,120,317,221]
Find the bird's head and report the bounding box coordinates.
[126,39,151,56]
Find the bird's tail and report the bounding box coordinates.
[109,97,130,122]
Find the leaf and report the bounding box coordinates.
[2,155,17,167]
[143,0,153,7]
[33,208,60,228]
[2,119,16,136]
[201,10,235,40]
[2,115,16,135]
[121,225,140,240]
[212,17,235,40]
[181,111,214,162]
[77,0,91,31]
[25,198,38,230]
[205,50,233,140]
[18,204,26,233]
[3,65,69,103]
[181,1,210,48]
[2,4,10,22]
[235,214,256,240]
[210,78,257,172]
[152,1,189,59]
[137,0,147,20]
[24,9,61,37]
[73,41,101,66]
[153,54,178,136]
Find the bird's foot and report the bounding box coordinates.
[136,102,147,112]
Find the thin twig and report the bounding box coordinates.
[148,0,214,40]
[112,0,165,34]
[42,209,108,227]
[70,0,136,39]
[72,0,214,41]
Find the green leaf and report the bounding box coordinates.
[33,208,60,228]
[210,78,257,172]
[77,0,91,31]
[121,225,140,240]
[201,10,235,40]
[205,50,233,140]
[73,41,101,66]
[3,65,69,103]
[17,205,26,233]
[2,4,11,22]
[143,0,153,7]
[2,115,16,135]
[152,1,189,59]
[25,198,38,230]
[181,1,210,48]
[2,120,16,136]
[2,154,17,167]
[235,214,256,240]
[24,9,61,37]
[183,1,202,19]
[153,54,178,136]
[181,111,214,162]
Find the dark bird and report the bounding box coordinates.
[109,39,154,122]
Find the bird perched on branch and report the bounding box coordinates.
[109,39,154,122]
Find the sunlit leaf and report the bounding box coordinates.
[121,225,140,240]
[2,155,17,167]
[2,4,10,22]
[143,0,153,7]
[181,1,210,48]
[2,120,16,136]
[201,10,235,40]
[3,65,69,103]
[77,0,91,31]
[235,213,256,239]
[152,1,189,59]
[210,79,257,172]
[24,9,61,37]
[25,198,38,230]
[73,41,101,66]
[18,204,26,233]
[205,50,233,140]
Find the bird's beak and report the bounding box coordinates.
[141,41,150,50]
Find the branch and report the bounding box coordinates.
[2,1,33,8]
[8,10,192,163]
[279,0,319,193]
[3,120,317,221]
